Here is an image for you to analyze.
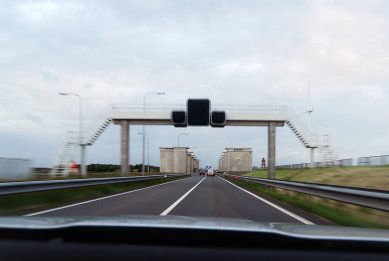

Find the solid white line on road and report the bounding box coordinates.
[25,177,190,217]
[218,176,315,225]
[160,177,206,216]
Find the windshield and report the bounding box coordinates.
[0,0,388,232]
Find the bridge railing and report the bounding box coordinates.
[213,104,287,114]
[85,102,323,152]
[111,103,290,114]
[111,103,185,112]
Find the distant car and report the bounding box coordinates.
[207,169,215,176]
[199,169,206,175]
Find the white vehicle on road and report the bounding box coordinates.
[207,169,215,176]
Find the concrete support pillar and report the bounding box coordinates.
[120,120,129,176]
[81,145,87,176]
[310,148,315,169]
[268,122,276,179]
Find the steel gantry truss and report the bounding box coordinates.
[52,103,333,179]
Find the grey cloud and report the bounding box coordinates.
[1,1,389,167]
[25,113,44,125]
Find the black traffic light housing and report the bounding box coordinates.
[171,111,187,127]
[171,99,225,128]
[187,99,210,126]
[210,111,226,127]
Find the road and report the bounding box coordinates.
[26,176,313,224]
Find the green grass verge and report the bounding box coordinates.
[0,176,186,216]
[245,166,389,191]
[226,176,389,229]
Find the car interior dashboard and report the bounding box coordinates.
[1,223,389,260]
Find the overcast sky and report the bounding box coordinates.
[1,0,389,168]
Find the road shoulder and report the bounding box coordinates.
[219,176,333,226]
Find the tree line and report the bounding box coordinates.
[87,164,160,173]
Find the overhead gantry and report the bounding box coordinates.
[73,100,322,179]
[108,101,299,179]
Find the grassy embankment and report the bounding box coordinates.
[225,166,389,229]
[0,176,185,216]
[245,166,389,191]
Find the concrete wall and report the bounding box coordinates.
[219,148,252,173]
[173,147,188,173]
[186,153,191,173]
[160,147,201,174]
[160,148,174,173]
[0,158,32,180]
[191,157,195,172]
[193,159,199,172]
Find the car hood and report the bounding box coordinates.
[0,215,388,242]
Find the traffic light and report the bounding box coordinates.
[210,111,226,127]
[171,111,187,127]
[171,99,226,128]
[187,99,210,126]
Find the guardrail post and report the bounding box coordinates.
[120,120,130,176]
[268,122,276,179]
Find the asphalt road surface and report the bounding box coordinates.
[26,175,314,224]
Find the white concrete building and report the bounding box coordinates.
[160,147,200,173]
[0,158,32,180]
[218,148,253,173]
[159,148,174,173]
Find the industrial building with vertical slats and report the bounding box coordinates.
[160,147,199,174]
[218,148,253,174]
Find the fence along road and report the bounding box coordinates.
[278,154,389,169]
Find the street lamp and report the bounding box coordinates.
[177,133,189,147]
[189,146,199,157]
[138,132,150,174]
[142,92,165,176]
[188,146,198,153]
[59,92,86,176]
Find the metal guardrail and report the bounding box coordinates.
[0,174,189,196]
[223,174,389,212]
